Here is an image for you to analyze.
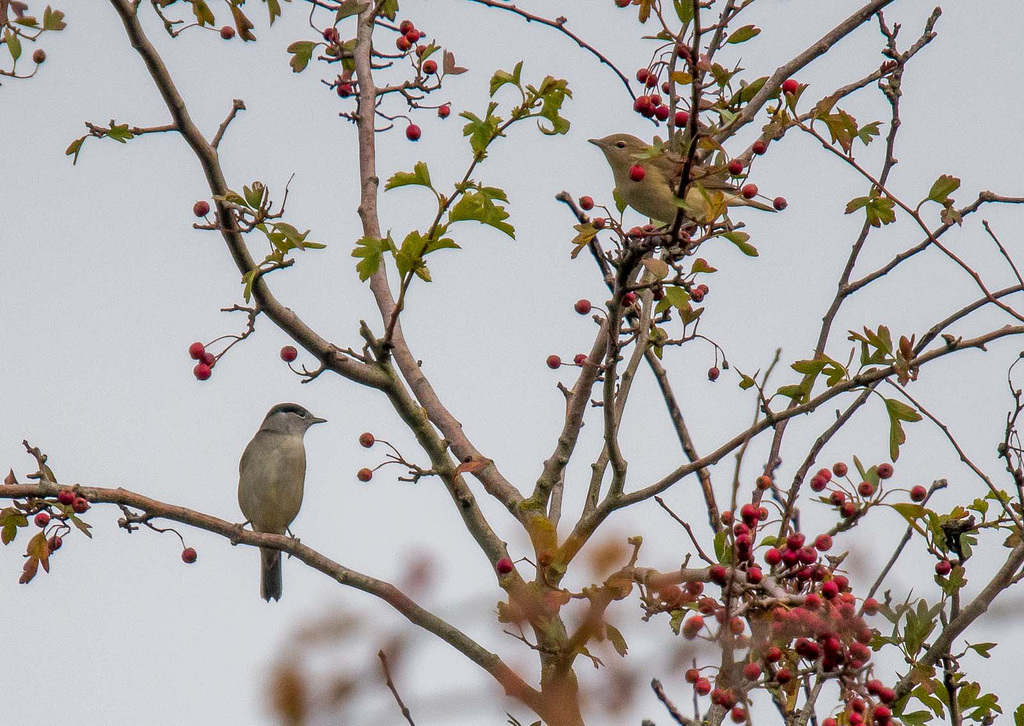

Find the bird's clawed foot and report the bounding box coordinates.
[230,520,251,545]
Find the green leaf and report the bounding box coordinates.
[335,0,370,21]
[533,75,572,136]
[857,121,882,145]
[722,230,758,257]
[612,188,628,215]
[5,28,22,62]
[352,234,392,281]
[385,161,433,191]
[884,397,922,461]
[448,189,515,238]
[460,104,504,159]
[65,136,86,165]
[713,528,727,561]
[15,16,38,28]
[376,0,398,21]
[192,0,215,27]
[490,61,523,97]
[642,258,669,279]
[265,0,282,25]
[1013,703,1024,726]
[736,76,768,104]
[69,513,93,539]
[845,191,896,227]
[928,174,961,204]
[673,0,693,25]
[669,609,685,636]
[105,123,135,143]
[967,642,997,659]
[42,6,66,30]
[817,108,860,154]
[287,40,316,73]
[727,25,760,44]
[605,623,628,657]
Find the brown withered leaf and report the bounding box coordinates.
[443,49,467,76]
[3,469,16,485]
[230,5,256,41]
[454,457,492,476]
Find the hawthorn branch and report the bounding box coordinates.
[211,98,246,149]
[0,481,546,716]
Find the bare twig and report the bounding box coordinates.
[378,649,416,726]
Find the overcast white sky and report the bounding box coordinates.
[4,1,1024,724]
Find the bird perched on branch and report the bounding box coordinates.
[238,403,326,601]
[589,133,775,225]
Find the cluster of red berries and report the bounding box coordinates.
[395,19,424,52]
[31,489,94,553]
[808,461,897,521]
[356,432,376,482]
[632,67,691,126]
[188,341,217,381]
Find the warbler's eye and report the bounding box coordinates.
[615,141,626,149]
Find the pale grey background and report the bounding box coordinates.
[3,1,1024,724]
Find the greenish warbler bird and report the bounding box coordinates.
[238,403,326,601]
[589,133,775,225]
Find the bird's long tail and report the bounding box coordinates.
[260,547,282,602]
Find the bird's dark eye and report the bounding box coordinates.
[615,141,626,149]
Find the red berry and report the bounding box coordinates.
[181,547,198,564]
[755,476,772,492]
[48,535,62,552]
[592,217,605,229]
[694,677,711,695]
[814,534,832,551]
[782,79,799,95]
[422,59,438,74]
[728,160,744,175]
[833,462,848,477]
[622,291,637,305]
[786,533,805,551]
[645,75,658,89]
[357,468,373,482]
[574,299,592,315]
[396,35,412,51]
[682,614,704,639]
[821,581,839,599]
[730,706,746,723]
[193,200,211,217]
[399,20,414,34]
[935,559,952,576]
[495,557,515,575]
[840,501,857,518]
[675,110,690,126]
[877,463,894,479]
[684,668,699,683]
[654,105,670,121]
[633,96,653,116]
[810,474,827,492]
[34,511,50,528]
[708,366,720,381]
[720,510,733,526]
[437,104,451,118]
[879,687,896,704]
[188,342,205,360]
[58,489,75,506]
[741,183,758,199]
[280,345,298,363]
[359,432,375,448]
[858,481,875,497]
[773,196,788,211]
[323,26,340,43]
[579,196,594,211]
[804,592,822,610]
[199,351,216,368]
[746,566,762,584]
[862,597,880,615]
[615,0,631,7]
[193,363,212,381]
[32,48,46,64]
[635,68,650,83]
[764,548,781,566]
[765,646,782,663]
[775,668,792,684]
[73,497,90,514]
[573,353,588,366]
[830,490,846,506]
[910,485,927,502]
[690,287,705,303]
[823,719,837,726]
[709,564,728,586]
[628,164,646,182]
[337,82,353,98]
[546,354,562,369]
[220,26,235,40]
[405,124,421,141]
[752,140,767,155]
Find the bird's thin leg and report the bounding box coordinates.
[229,519,252,545]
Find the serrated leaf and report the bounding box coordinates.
[287,40,316,73]
[722,230,758,257]
[443,49,467,75]
[377,0,398,21]
[727,25,760,44]
[335,0,370,21]
[351,234,391,281]
[449,190,515,238]
[605,623,628,657]
[385,161,433,191]
[669,609,685,635]
[490,61,523,97]
[884,397,922,460]
[105,123,134,143]
[857,121,881,145]
[192,0,215,26]
[928,174,960,204]
[738,374,755,390]
[265,0,282,25]
[845,192,896,227]
[460,105,503,159]
[230,5,256,41]
[43,7,67,31]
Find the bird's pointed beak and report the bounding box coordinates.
[587,138,601,147]
[310,417,327,425]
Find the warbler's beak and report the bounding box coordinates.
[310,417,327,425]
[587,138,602,148]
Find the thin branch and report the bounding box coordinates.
[212,98,246,149]
[378,649,416,726]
